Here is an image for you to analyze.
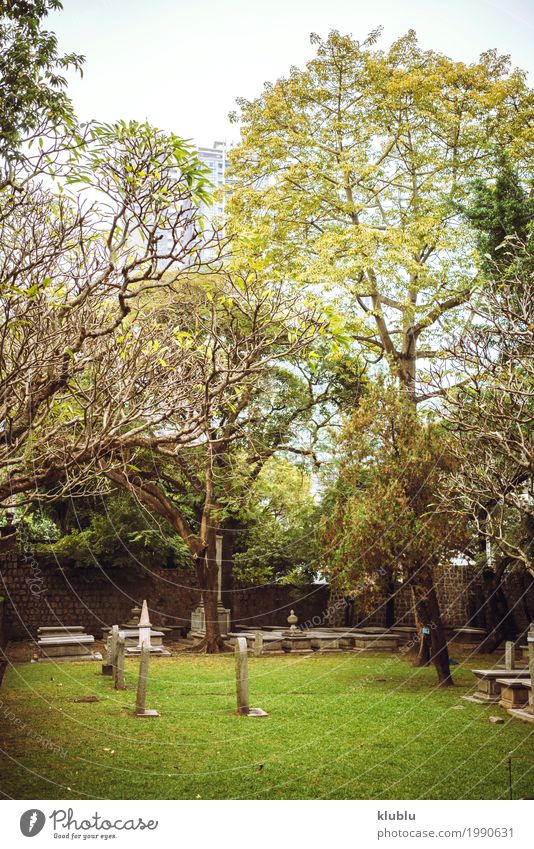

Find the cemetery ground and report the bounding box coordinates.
[1,653,533,800]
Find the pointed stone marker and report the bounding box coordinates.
[137,599,152,650]
[135,642,159,717]
[235,636,268,717]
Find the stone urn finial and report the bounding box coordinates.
[287,609,298,632]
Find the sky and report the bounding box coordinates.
[49,0,534,148]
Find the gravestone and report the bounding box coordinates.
[102,630,114,675]
[104,600,171,657]
[235,636,250,714]
[137,600,151,649]
[235,636,268,717]
[115,635,126,691]
[254,632,263,657]
[504,641,515,671]
[135,642,159,717]
[110,625,120,681]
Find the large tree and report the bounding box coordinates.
[440,257,533,644]
[228,29,530,401]
[0,120,218,509]
[103,270,323,651]
[321,383,466,685]
[227,30,531,667]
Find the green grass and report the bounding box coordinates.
[0,653,533,799]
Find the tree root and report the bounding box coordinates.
[178,636,234,654]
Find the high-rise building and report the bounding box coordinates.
[156,140,232,264]
[197,140,232,222]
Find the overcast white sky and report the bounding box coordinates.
[49,0,534,148]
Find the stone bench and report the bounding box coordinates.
[465,668,531,703]
[497,678,532,710]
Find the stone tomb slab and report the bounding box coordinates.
[467,668,530,703]
[228,633,285,652]
[105,629,171,657]
[451,627,487,644]
[497,678,531,710]
[355,634,399,651]
[37,633,95,662]
[507,707,534,724]
[37,626,85,637]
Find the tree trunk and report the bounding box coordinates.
[220,518,238,610]
[385,579,396,628]
[412,615,431,667]
[194,525,228,653]
[410,562,453,686]
[475,567,517,653]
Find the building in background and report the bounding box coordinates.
[157,139,232,262]
[197,140,232,222]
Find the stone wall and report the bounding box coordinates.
[2,545,532,642]
[0,549,202,640]
[0,549,330,641]
[353,561,534,634]
[230,582,330,630]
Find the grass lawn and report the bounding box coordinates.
[0,652,533,800]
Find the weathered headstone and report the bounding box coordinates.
[135,642,159,717]
[235,636,268,717]
[235,637,250,714]
[110,625,119,680]
[102,632,113,675]
[115,635,126,691]
[504,641,515,671]
[254,632,263,657]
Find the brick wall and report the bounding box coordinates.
[2,546,532,641]
[355,561,534,633]
[0,549,330,640]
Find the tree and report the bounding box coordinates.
[228,29,530,401]
[321,383,466,685]
[29,489,193,573]
[227,30,530,661]
[103,270,323,651]
[232,456,321,583]
[0,0,84,166]
[438,163,534,648]
[0,120,218,511]
[439,242,533,643]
